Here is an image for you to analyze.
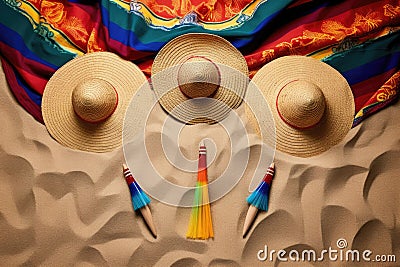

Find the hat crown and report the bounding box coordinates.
[177,56,220,98]
[72,78,118,123]
[276,80,326,129]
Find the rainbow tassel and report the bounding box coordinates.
[123,165,151,211]
[246,163,275,211]
[186,142,214,239]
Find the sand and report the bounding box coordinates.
[0,63,399,267]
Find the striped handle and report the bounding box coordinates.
[123,167,135,185]
[262,163,275,184]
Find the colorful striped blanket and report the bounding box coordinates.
[1,0,399,126]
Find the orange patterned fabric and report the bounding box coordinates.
[140,0,253,22]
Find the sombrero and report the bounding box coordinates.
[42,52,148,153]
[246,56,355,158]
[151,33,249,124]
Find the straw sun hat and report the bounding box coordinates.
[247,56,355,158]
[42,52,147,153]
[151,33,249,124]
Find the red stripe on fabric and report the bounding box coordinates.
[360,70,400,109]
[355,94,376,114]
[245,0,397,74]
[137,0,253,22]
[0,42,55,95]
[1,58,43,123]
[287,0,314,9]
[43,1,100,51]
[137,60,153,78]
[351,68,398,112]
[14,67,48,94]
[0,42,56,74]
[254,0,389,52]
[353,95,398,127]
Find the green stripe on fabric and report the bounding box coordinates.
[323,30,400,72]
[227,0,295,36]
[0,1,76,67]
[103,0,294,44]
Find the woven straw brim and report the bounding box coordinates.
[151,33,249,124]
[42,52,147,153]
[246,56,355,158]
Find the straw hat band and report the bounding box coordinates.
[72,78,119,123]
[276,79,326,130]
[177,56,221,99]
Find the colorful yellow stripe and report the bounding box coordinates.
[113,0,266,31]
[16,0,84,55]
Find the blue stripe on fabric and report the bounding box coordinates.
[341,52,400,85]
[100,0,292,51]
[0,24,58,70]
[102,9,280,51]
[0,23,59,70]
[230,11,280,47]
[108,20,166,51]
[100,3,166,52]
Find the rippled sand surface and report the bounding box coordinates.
[0,65,399,266]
